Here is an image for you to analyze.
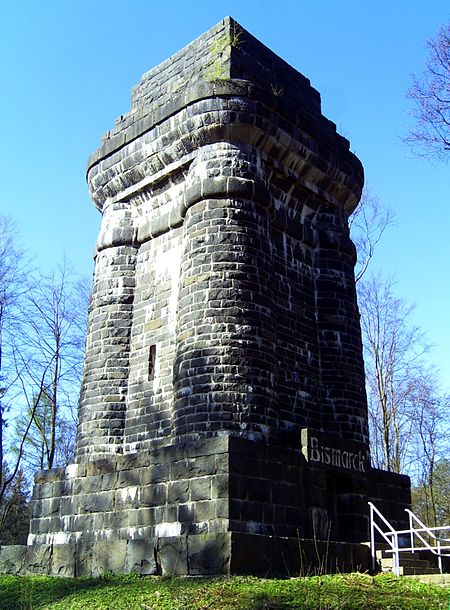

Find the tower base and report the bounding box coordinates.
[0,435,410,576]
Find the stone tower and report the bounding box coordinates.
[13,18,410,576]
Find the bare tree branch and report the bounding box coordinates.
[404,22,450,162]
[358,274,433,473]
[0,217,88,515]
[349,188,394,283]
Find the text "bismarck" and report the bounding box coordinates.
[309,436,367,473]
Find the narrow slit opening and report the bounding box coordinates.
[148,344,156,380]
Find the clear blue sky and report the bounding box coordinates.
[1,1,449,389]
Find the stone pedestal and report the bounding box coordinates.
[25,435,409,576]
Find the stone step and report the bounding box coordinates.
[377,550,432,562]
[363,541,445,576]
[397,566,442,576]
[380,556,434,569]
[404,573,450,586]
[380,558,441,575]
[377,549,410,558]
[373,546,441,575]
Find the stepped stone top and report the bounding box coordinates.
[129,16,321,119]
[87,17,363,214]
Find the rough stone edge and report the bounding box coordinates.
[0,534,371,577]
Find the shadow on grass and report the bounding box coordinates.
[0,574,114,610]
[0,575,286,610]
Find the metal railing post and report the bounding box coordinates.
[368,502,398,574]
[393,532,400,577]
[437,539,443,574]
[370,502,376,572]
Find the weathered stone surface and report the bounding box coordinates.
[125,540,158,575]
[156,536,188,576]
[76,16,365,461]
[26,545,53,575]
[50,544,76,577]
[0,546,27,575]
[76,540,128,577]
[188,533,231,575]
[229,533,372,576]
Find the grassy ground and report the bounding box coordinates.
[0,572,448,610]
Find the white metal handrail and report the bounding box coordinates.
[405,508,450,573]
[369,502,400,575]
[369,502,450,576]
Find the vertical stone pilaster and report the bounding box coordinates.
[123,228,183,452]
[173,145,278,442]
[314,205,369,445]
[76,203,137,460]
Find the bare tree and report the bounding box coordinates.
[349,188,394,283]
[0,216,34,505]
[12,264,87,471]
[409,378,449,526]
[432,459,450,525]
[405,22,450,162]
[412,458,450,527]
[0,216,88,508]
[358,275,430,473]
[13,390,76,476]
[350,185,448,524]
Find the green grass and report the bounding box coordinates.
[0,573,448,610]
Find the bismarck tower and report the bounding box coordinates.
[9,18,410,576]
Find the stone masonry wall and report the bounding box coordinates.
[71,16,374,562]
[79,85,366,457]
[24,434,376,576]
[31,438,229,548]
[173,144,278,442]
[124,227,183,452]
[78,165,367,458]
[76,240,137,458]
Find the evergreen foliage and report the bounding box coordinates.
[0,469,29,544]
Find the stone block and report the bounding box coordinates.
[167,480,189,503]
[215,499,229,519]
[129,508,155,528]
[156,536,187,576]
[76,540,128,577]
[194,500,216,522]
[37,482,56,499]
[101,472,118,490]
[81,491,115,513]
[86,458,117,476]
[0,545,28,575]
[34,468,65,485]
[140,463,170,485]
[190,477,211,502]
[140,483,166,507]
[103,510,130,530]
[187,533,231,575]
[50,544,76,577]
[59,496,79,516]
[125,539,158,575]
[26,545,53,575]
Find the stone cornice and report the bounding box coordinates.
[87,85,363,217]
